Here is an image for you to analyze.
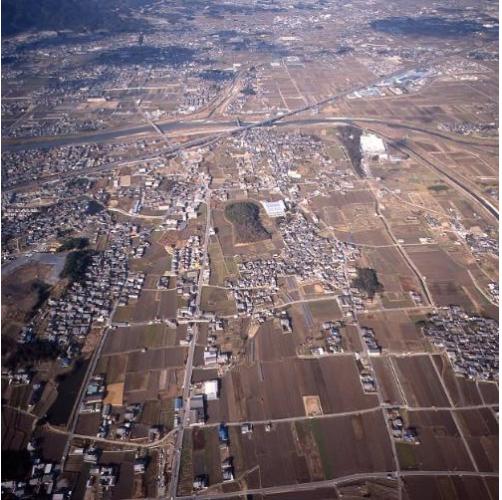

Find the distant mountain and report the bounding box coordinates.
[2,0,149,36]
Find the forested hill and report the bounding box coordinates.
[2,0,150,36]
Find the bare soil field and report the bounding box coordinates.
[478,382,499,405]
[392,355,450,407]
[104,382,124,406]
[34,428,68,462]
[227,411,393,490]
[103,324,177,355]
[398,410,473,471]
[191,427,222,487]
[75,413,101,435]
[372,356,404,406]
[128,238,171,274]
[2,407,36,451]
[96,353,128,384]
[363,247,422,301]
[254,319,297,362]
[262,487,339,499]
[405,246,483,311]
[200,285,237,316]
[306,298,343,323]
[206,356,378,423]
[358,311,429,352]
[2,261,54,338]
[297,411,394,479]
[390,224,431,245]
[454,408,498,472]
[432,354,483,407]
[126,346,187,372]
[404,475,493,500]
[228,422,311,489]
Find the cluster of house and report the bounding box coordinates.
[1,143,115,188]
[360,327,382,355]
[423,306,498,381]
[217,424,234,482]
[115,169,204,221]
[321,322,343,353]
[203,345,231,367]
[236,289,275,319]
[177,273,199,322]
[130,227,152,259]
[42,224,132,364]
[117,271,145,305]
[387,408,419,444]
[172,236,202,273]
[86,465,118,491]
[279,212,360,288]
[114,404,144,440]
[81,375,106,415]
[234,128,340,199]
[1,440,64,498]
[3,197,96,256]
[359,368,378,393]
[451,214,498,256]
[192,423,235,490]
[225,211,361,319]
[178,79,222,115]
[438,121,497,137]
[3,367,32,385]
[81,380,158,441]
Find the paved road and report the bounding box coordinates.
[371,129,499,221]
[168,189,212,499]
[175,401,497,430]
[171,470,498,499]
[372,191,435,308]
[59,301,119,466]
[46,423,176,449]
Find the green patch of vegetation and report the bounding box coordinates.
[352,267,383,298]
[68,177,91,189]
[31,280,51,314]
[86,200,104,215]
[224,201,270,244]
[309,419,333,479]
[428,184,449,192]
[61,249,97,283]
[5,338,62,369]
[338,126,363,177]
[241,86,256,95]
[396,442,418,469]
[57,237,89,252]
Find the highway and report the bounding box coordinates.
[395,141,499,221]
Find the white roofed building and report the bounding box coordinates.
[261,200,286,218]
[203,380,219,400]
[360,134,386,155]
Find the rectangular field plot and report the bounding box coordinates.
[397,410,474,471]
[454,408,498,472]
[404,475,494,500]
[103,324,178,355]
[206,356,379,423]
[432,354,483,407]
[392,355,450,407]
[226,411,393,489]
